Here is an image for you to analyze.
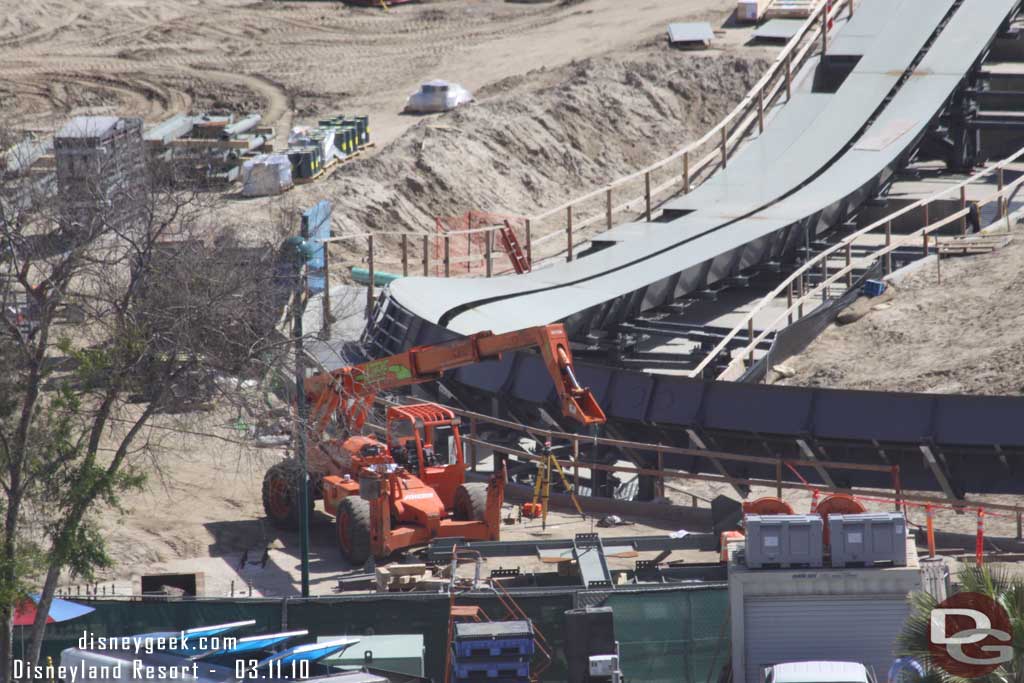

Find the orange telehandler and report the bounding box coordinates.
[262,324,606,563]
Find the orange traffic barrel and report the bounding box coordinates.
[816,493,866,546]
[742,497,795,516]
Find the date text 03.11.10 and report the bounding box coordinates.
[235,659,311,680]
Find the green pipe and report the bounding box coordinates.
[351,267,402,286]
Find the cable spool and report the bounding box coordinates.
[816,493,866,546]
[742,497,795,516]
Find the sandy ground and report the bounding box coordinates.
[9,0,777,595]
[0,0,764,148]
[777,221,1024,396]
[17,0,1023,597]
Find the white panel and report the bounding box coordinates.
[744,596,910,683]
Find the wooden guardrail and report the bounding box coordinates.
[690,146,1024,379]
[322,0,852,283]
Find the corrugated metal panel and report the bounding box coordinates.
[744,596,909,683]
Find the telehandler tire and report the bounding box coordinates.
[262,460,311,529]
[336,497,372,565]
[453,482,489,522]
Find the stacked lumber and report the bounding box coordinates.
[765,0,817,19]
[375,563,451,592]
[938,233,1014,256]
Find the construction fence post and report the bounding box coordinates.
[366,234,374,318]
[567,205,574,262]
[421,235,429,276]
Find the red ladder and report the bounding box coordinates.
[498,220,531,274]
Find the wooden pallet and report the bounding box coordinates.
[764,0,816,19]
[938,233,1014,256]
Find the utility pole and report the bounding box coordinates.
[285,235,313,598]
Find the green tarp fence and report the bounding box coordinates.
[36,585,728,681]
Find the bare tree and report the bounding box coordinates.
[0,121,291,676]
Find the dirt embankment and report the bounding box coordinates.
[310,48,766,257]
[778,225,1024,396]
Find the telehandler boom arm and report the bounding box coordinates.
[305,324,606,433]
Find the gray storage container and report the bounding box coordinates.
[828,512,907,567]
[744,514,823,568]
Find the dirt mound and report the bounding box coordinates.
[778,226,1024,396]
[317,47,766,260]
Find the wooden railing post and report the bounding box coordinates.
[845,242,853,289]
[485,230,493,277]
[443,235,451,277]
[747,318,755,366]
[821,6,829,54]
[960,186,967,235]
[821,258,829,300]
[573,437,580,493]
[469,416,478,471]
[644,171,652,221]
[572,439,580,494]
[721,128,728,169]
[785,52,792,100]
[401,234,409,276]
[525,219,533,267]
[757,88,765,133]
[923,204,930,257]
[999,167,1006,218]
[366,234,374,317]
[797,270,805,319]
[567,205,574,262]
[885,220,893,274]
[423,234,430,276]
[683,151,690,193]
[787,282,794,325]
[606,188,613,230]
